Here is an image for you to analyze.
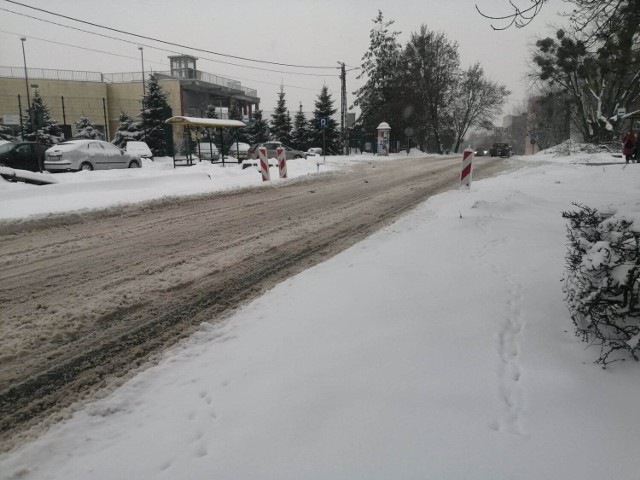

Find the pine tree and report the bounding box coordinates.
[245,109,268,145]
[353,11,402,136]
[111,111,142,148]
[23,90,64,144]
[270,89,292,145]
[205,104,218,119]
[74,115,104,140]
[140,73,171,156]
[310,86,340,154]
[226,99,248,145]
[291,103,311,151]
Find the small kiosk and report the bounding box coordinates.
[376,122,391,155]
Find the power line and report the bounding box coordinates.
[3,0,338,70]
[0,29,168,67]
[0,7,338,78]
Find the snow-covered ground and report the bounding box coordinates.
[2,149,639,479]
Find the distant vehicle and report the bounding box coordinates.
[489,142,511,158]
[227,142,251,161]
[44,139,139,171]
[307,147,323,156]
[474,146,489,157]
[125,141,153,161]
[0,141,50,172]
[197,142,219,161]
[248,142,307,160]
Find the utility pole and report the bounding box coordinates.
[338,62,347,155]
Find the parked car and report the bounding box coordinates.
[474,146,489,157]
[248,142,307,160]
[0,141,50,172]
[44,139,139,171]
[227,142,251,161]
[489,142,511,158]
[307,147,323,156]
[125,141,153,161]
[197,142,219,161]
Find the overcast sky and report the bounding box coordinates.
[0,0,566,122]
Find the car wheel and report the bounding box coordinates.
[80,162,93,171]
[128,160,140,168]
[293,155,302,159]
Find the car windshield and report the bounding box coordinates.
[0,143,15,154]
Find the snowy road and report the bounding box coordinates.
[0,155,508,448]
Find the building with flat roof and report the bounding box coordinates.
[0,55,259,152]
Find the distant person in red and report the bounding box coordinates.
[623,128,637,163]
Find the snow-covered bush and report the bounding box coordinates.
[563,203,640,365]
[74,115,104,140]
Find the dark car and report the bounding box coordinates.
[489,142,511,158]
[0,141,50,172]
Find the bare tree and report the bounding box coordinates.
[400,26,460,154]
[450,63,510,153]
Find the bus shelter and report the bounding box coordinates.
[164,116,246,168]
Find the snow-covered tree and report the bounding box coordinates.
[111,111,142,149]
[532,23,640,143]
[22,90,64,144]
[245,109,268,145]
[353,11,402,136]
[291,103,311,151]
[140,73,171,157]
[270,89,292,145]
[310,86,340,154]
[205,104,218,119]
[73,115,104,140]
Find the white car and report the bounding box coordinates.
[307,147,323,156]
[197,142,219,161]
[44,139,139,171]
[227,142,251,161]
[125,141,153,161]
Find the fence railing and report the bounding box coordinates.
[1,66,258,98]
[0,66,104,82]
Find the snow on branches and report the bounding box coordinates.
[563,203,640,365]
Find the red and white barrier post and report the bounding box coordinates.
[276,146,287,179]
[460,148,474,189]
[258,146,270,182]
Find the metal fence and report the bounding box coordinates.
[0,66,104,82]
[1,66,258,98]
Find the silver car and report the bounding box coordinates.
[44,139,140,172]
[248,142,307,160]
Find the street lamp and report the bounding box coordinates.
[138,46,145,97]
[138,46,146,141]
[20,37,31,125]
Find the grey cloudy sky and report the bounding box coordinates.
[0,0,566,120]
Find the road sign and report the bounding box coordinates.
[318,117,328,129]
[618,107,626,118]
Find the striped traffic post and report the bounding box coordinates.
[460,148,474,188]
[258,146,270,181]
[276,146,287,179]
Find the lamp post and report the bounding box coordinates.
[139,46,147,141]
[20,37,41,170]
[138,46,145,97]
[20,37,32,130]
